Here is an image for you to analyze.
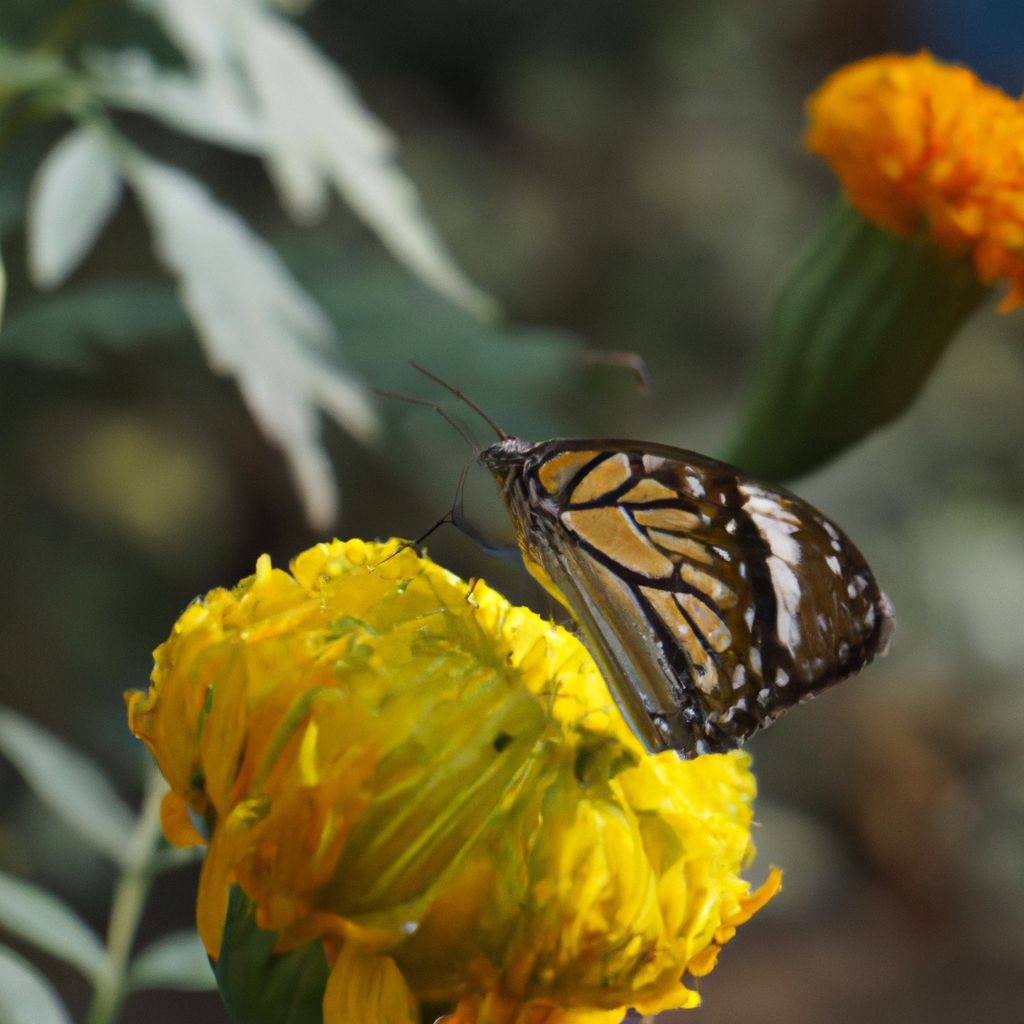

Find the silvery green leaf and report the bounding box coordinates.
[129,157,378,527]
[239,9,495,317]
[87,49,265,153]
[0,947,73,1024]
[27,128,122,288]
[0,708,135,863]
[131,0,235,75]
[134,0,492,316]
[127,930,216,991]
[0,872,106,979]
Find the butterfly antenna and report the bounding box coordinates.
[455,460,471,524]
[371,510,456,569]
[372,459,482,569]
[409,362,509,440]
[371,387,481,454]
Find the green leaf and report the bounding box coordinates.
[284,240,583,445]
[722,200,990,481]
[134,0,493,316]
[0,946,73,1024]
[214,887,328,1024]
[27,128,123,288]
[0,871,106,979]
[128,156,379,529]
[0,280,187,368]
[87,50,265,153]
[127,930,216,992]
[237,9,495,317]
[0,708,135,864]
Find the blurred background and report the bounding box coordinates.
[2,1,1023,1022]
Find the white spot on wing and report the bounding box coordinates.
[767,554,803,652]
[741,489,802,562]
[732,664,746,691]
[740,484,804,654]
[684,473,705,498]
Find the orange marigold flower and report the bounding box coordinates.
[806,51,1024,309]
[126,539,779,1024]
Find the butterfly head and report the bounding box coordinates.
[479,437,534,475]
[479,437,543,534]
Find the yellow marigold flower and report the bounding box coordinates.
[806,50,1024,309]
[126,539,779,1024]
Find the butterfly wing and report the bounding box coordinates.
[481,438,892,756]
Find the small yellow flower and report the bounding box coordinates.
[126,539,778,1024]
[806,51,1024,308]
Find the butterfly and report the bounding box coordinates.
[393,366,893,758]
[479,436,893,757]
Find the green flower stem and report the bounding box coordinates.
[722,200,991,481]
[84,770,167,1024]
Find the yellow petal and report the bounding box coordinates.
[128,539,778,1020]
[323,942,418,1024]
[159,791,205,848]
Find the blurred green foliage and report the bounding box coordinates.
[1,1,1023,1023]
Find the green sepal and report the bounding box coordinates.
[722,200,990,481]
[213,886,328,1024]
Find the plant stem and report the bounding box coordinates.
[84,769,167,1024]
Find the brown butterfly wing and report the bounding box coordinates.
[481,438,892,756]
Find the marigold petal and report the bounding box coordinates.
[159,791,205,848]
[128,539,777,1021]
[196,816,249,956]
[723,866,783,928]
[323,943,418,1024]
[806,51,1024,307]
[445,993,625,1024]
